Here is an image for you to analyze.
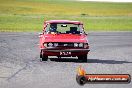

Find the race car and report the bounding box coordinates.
[39,20,90,62]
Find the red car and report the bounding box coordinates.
[39,20,90,62]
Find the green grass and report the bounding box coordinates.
[0,0,132,32]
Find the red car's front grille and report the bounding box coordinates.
[58,43,74,47]
[46,42,84,48]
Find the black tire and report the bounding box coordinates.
[40,53,42,58]
[78,55,87,62]
[40,55,48,61]
[76,75,87,85]
[40,50,42,58]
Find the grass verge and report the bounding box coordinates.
[0,0,132,32]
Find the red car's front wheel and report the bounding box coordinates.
[40,51,48,61]
[40,55,48,61]
[78,55,87,62]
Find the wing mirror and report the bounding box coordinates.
[39,32,43,35]
[85,33,88,36]
[38,32,43,38]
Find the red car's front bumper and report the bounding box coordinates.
[41,48,90,56]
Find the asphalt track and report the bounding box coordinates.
[0,32,132,88]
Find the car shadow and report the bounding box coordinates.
[49,58,132,64]
[87,59,132,64]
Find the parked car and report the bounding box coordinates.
[39,20,90,62]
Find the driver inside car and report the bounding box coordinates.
[49,24,57,34]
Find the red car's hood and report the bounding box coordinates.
[44,34,88,43]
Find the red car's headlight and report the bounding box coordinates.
[48,43,53,47]
[54,43,58,47]
[74,43,85,48]
[79,43,83,47]
[43,43,47,47]
[74,43,78,47]
[44,42,58,47]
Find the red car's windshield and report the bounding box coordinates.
[44,23,85,34]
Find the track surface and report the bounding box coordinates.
[0,32,132,88]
